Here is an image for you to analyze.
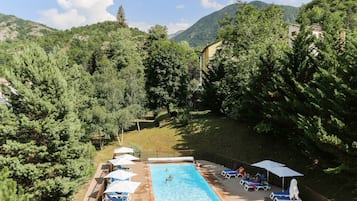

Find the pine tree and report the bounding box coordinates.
[0,168,32,201]
[117,5,128,28]
[0,44,92,200]
[202,48,226,113]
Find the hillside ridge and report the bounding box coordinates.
[0,13,55,41]
[172,1,299,47]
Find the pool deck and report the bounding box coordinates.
[196,160,279,201]
[84,160,280,201]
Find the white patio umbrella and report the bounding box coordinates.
[115,154,139,161]
[108,158,135,166]
[251,160,285,181]
[114,146,134,154]
[269,166,304,191]
[104,181,141,193]
[104,169,137,180]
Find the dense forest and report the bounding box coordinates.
[0,0,356,200]
[204,0,357,173]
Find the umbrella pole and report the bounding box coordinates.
[282,177,285,191]
[267,170,269,181]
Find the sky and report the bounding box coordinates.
[0,0,311,34]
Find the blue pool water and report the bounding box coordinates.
[150,163,221,201]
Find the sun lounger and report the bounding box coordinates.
[273,195,302,201]
[113,166,130,171]
[221,170,244,178]
[270,191,289,200]
[240,178,255,185]
[220,169,235,176]
[108,197,128,201]
[221,166,245,177]
[243,181,271,191]
[224,171,241,179]
[104,193,130,201]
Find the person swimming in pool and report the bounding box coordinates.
[165,174,174,184]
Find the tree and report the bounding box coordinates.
[0,44,93,200]
[214,3,288,121]
[202,48,226,113]
[144,25,168,52]
[145,40,193,114]
[85,29,146,142]
[117,5,128,28]
[0,168,32,201]
[289,28,357,170]
[298,0,357,31]
[283,0,357,170]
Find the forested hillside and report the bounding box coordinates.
[203,0,357,179]
[172,1,299,47]
[0,9,199,199]
[0,16,145,200]
[0,13,54,41]
[0,0,356,200]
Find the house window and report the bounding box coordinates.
[291,31,297,37]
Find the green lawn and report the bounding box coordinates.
[75,112,355,201]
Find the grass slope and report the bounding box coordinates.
[76,112,355,201]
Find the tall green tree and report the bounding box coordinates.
[0,44,93,200]
[214,3,288,122]
[287,28,357,169]
[145,40,194,114]
[281,0,357,169]
[298,0,357,31]
[0,168,32,201]
[117,5,128,28]
[202,48,227,113]
[85,29,146,140]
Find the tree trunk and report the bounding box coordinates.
[166,104,171,116]
[116,131,121,145]
[137,121,141,134]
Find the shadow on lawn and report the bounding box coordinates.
[173,112,356,201]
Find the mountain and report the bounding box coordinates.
[168,30,184,39]
[172,1,300,47]
[0,13,55,42]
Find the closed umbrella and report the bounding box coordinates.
[104,169,137,180]
[289,178,301,200]
[104,181,141,194]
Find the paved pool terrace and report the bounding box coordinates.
[84,160,280,201]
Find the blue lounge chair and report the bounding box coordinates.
[221,169,244,178]
[109,197,128,201]
[240,177,255,185]
[270,191,289,200]
[224,171,241,179]
[243,181,271,191]
[105,192,130,201]
[273,195,302,201]
[221,169,236,176]
[113,166,130,171]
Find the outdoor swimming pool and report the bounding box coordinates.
[150,163,221,201]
